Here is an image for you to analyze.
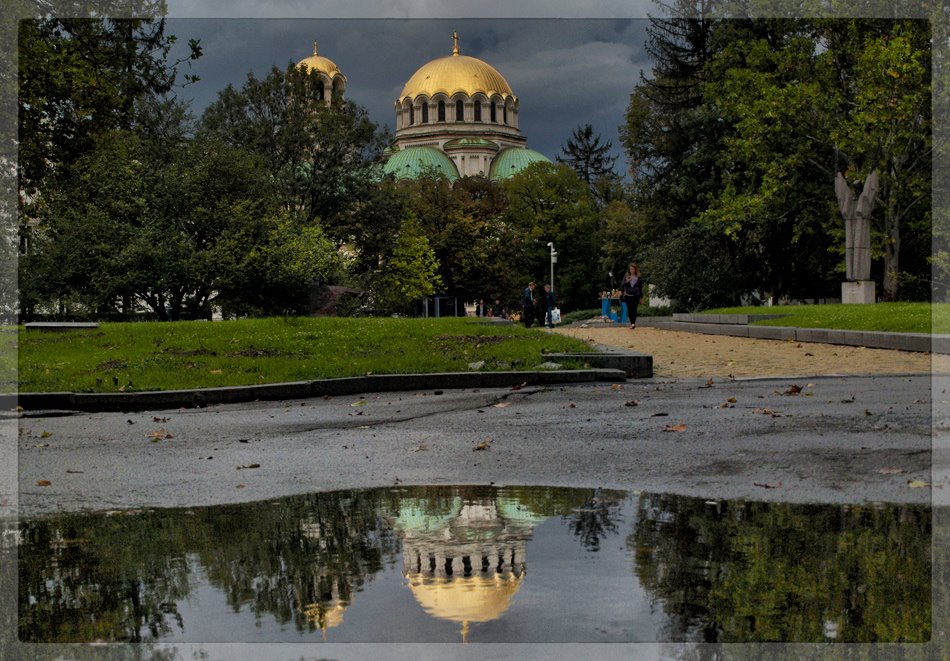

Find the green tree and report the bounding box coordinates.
[701,19,931,301]
[199,63,387,239]
[17,13,201,200]
[830,22,932,300]
[698,24,842,300]
[374,215,442,314]
[502,163,602,310]
[400,171,520,307]
[557,124,621,207]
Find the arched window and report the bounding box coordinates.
[409,105,414,125]
[503,104,508,125]
[490,102,496,123]
[474,100,482,122]
[421,102,428,123]
[438,100,446,122]
[315,82,325,101]
[456,100,464,121]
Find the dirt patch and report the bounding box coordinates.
[161,348,217,357]
[555,325,950,378]
[436,334,512,345]
[227,348,285,358]
[95,359,128,371]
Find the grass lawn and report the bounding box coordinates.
[705,302,948,334]
[11,317,593,393]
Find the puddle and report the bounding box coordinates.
[17,486,930,643]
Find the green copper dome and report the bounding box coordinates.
[383,146,460,182]
[488,148,551,180]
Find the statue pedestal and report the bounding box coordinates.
[842,280,875,304]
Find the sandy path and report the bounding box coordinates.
[555,325,950,378]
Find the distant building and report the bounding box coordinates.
[382,32,551,182]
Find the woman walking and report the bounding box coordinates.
[620,262,644,329]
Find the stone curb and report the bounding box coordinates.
[3,369,629,413]
[543,349,653,378]
[637,318,949,354]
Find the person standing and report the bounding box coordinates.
[522,282,536,328]
[475,298,487,317]
[620,262,644,329]
[540,284,557,328]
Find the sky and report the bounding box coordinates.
[164,19,653,170]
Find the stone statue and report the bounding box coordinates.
[835,169,879,281]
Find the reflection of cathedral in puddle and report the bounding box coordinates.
[392,492,546,642]
[298,518,355,640]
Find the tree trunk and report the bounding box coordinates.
[883,198,900,302]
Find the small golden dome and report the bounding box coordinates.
[297,42,344,79]
[399,33,514,101]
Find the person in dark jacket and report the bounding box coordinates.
[620,262,644,328]
[540,284,557,328]
[522,282,536,328]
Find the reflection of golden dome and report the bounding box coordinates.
[297,42,344,79]
[407,573,523,632]
[303,601,347,640]
[399,33,514,101]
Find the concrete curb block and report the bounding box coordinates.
[543,351,653,378]
[637,318,948,354]
[7,369,629,413]
[672,313,786,325]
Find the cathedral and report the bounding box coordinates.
[296,33,551,182]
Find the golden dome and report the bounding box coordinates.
[399,33,514,101]
[297,42,344,79]
[407,573,523,625]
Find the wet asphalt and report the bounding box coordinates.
[15,373,946,516]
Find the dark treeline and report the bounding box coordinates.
[16,9,934,321]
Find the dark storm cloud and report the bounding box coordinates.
[165,19,651,170]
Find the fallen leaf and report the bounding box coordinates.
[235,484,245,489]
[510,382,528,391]
[127,419,135,425]
[15,406,23,413]
[651,412,669,417]
[65,470,84,474]
[878,467,906,475]
[237,463,261,470]
[784,384,803,396]
[625,400,639,407]
[662,424,687,432]
[473,439,492,451]
[804,352,814,356]
[41,431,52,438]
[411,443,428,452]
[37,480,52,486]
[753,481,782,489]
[865,409,873,416]
[907,479,930,488]
[611,383,622,391]
[701,377,714,388]
[209,369,223,374]
[494,402,510,408]
[147,428,173,440]
[153,416,169,423]
[568,402,576,408]
[753,408,782,417]
[718,401,734,409]
[351,400,367,407]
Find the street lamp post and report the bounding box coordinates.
[547,242,557,294]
